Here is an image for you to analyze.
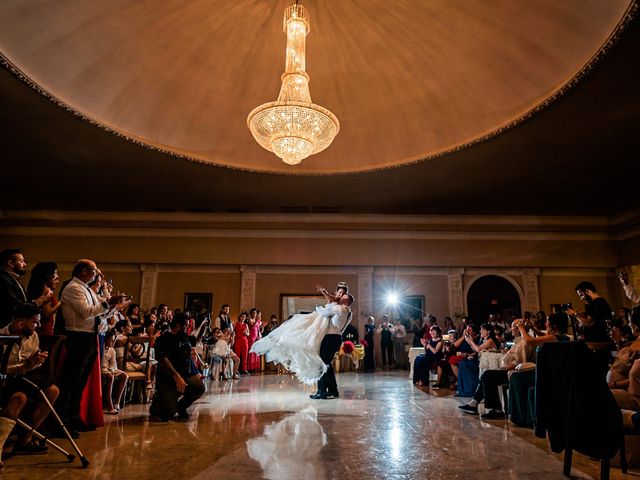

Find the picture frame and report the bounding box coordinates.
[280,293,325,322]
[184,292,213,317]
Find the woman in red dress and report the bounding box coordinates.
[233,312,250,374]
[26,262,61,337]
[247,308,263,372]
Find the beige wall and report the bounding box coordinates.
[3,211,635,331]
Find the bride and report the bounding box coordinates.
[250,283,349,384]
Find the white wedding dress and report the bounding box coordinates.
[250,306,331,384]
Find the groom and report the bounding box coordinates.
[311,282,354,399]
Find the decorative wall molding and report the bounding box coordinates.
[0,225,614,241]
[357,267,374,333]
[447,268,465,318]
[521,269,541,313]
[139,264,158,310]
[240,266,257,311]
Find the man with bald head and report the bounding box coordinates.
[59,259,128,432]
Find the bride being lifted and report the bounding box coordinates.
[250,282,353,397]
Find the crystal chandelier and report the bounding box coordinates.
[247,1,339,166]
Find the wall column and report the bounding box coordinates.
[240,265,257,312]
[139,264,158,310]
[447,268,465,322]
[522,268,541,314]
[357,267,374,335]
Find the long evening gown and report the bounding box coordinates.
[250,307,331,384]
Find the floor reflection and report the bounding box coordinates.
[247,406,327,480]
[0,372,625,479]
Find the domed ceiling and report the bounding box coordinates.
[0,0,634,174]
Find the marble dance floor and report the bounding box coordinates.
[1,371,631,479]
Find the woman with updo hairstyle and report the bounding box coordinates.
[26,261,61,336]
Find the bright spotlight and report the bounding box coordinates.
[386,292,399,305]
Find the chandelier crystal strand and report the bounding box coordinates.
[247,3,339,166]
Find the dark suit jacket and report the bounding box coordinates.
[0,269,27,327]
[535,341,621,459]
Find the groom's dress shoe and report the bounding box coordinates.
[310,392,328,400]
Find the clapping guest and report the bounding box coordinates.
[413,326,443,386]
[455,325,482,397]
[59,259,129,432]
[26,262,62,337]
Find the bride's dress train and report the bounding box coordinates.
[250,310,329,384]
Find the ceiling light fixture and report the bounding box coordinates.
[247,1,339,166]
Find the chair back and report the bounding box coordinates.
[535,341,621,459]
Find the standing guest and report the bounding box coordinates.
[566,281,613,377]
[126,303,142,326]
[214,304,233,333]
[234,312,250,374]
[247,308,262,372]
[156,304,170,333]
[0,249,53,328]
[184,311,195,336]
[59,259,128,432]
[0,302,59,463]
[363,316,376,372]
[101,331,128,414]
[444,317,455,333]
[409,317,424,347]
[26,262,62,337]
[413,326,443,386]
[566,281,612,342]
[263,315,279,336]
[392,319,407,369]
[378,315,394,370]
[150,314,205,421]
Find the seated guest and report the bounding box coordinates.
[450,324,479,396]
[101,331,128,414]
[211,327,240,379]
[459,315,564,418]
[413,326,443,386]
[611,360,640,411]
[433,329,459,389]
[149,314,205,421]
[456,324,497,397]
[0,302,59,463]
[114,319,156,387]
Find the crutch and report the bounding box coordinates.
[19,376,90,468]
[13,417,75,462]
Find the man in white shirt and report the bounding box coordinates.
[0,302,59,459]
[311,284,353,399]
[58,259,128,432]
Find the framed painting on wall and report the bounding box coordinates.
[184,292,213,317]
[280,294,325,322]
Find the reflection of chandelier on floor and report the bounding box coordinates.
[247,1,339,166]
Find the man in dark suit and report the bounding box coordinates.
[0,249,53,328]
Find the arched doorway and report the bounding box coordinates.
[466,275,522,325]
